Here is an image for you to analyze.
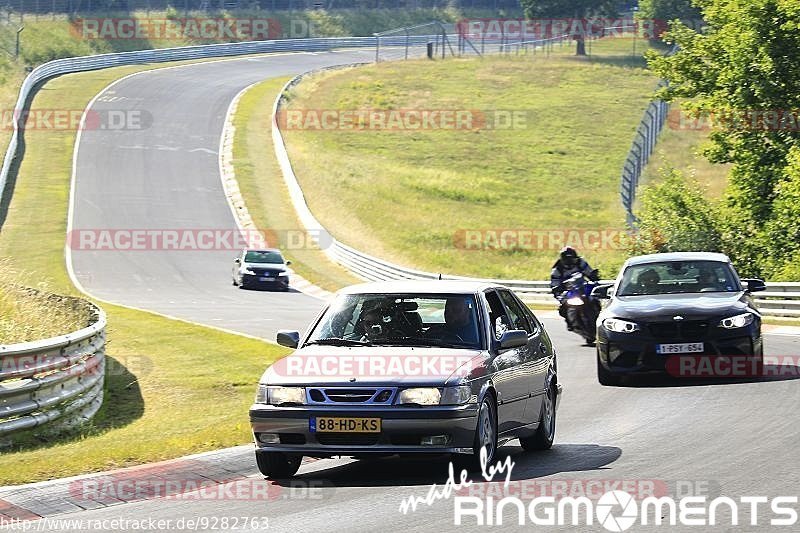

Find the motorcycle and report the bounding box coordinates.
[557,271,601,345]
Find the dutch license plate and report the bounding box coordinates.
[310,417,381,433]
[656,342,704,354]
[258,276,273,281]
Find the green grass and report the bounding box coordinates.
[0,260,92,344]
[0,61,289,485]
[639,102,730,201]
[232,77,361,292]
[280,38,658,281]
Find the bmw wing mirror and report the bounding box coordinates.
[743,279,767,293]
[276,330,300,349]
[285,260,292,265]
[591,284,613,300]
[234,257,241,264]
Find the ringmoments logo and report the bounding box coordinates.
[398,457,799,529]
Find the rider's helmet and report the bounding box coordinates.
[560,246,579,268]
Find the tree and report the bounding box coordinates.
[638,0,703,23]
[627,169,722,256]
[519,0,619,56]
[647,0,800,277]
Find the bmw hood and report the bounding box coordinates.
[605,292,757,320]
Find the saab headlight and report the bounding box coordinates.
[719,312,754,329]
[242,267,256,275]
[277,271,289,277]
[398,388,441,406]
[255,385,306,405]
[602,318,640,333]
[439,385,472,405]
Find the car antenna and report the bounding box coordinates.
[438,273,442,280]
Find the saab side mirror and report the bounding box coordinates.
[285,260,292,265]
[591,284,613,299]
[498,329,528,350]
[276,330,300,349]
[234,257,241,264]
[743,279,767,293]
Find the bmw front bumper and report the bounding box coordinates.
[597,324,761,375]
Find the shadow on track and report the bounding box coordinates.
[282,443,621,488]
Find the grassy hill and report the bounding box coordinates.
[281,39,659,280]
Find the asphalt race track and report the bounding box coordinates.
[62,51,800,532]
[70,50,377,340]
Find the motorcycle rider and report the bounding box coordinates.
[550,246,599,331]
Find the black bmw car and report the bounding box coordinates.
[593,252,766,385]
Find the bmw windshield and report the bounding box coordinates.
[617,261,742,296]
[306,293,483,349]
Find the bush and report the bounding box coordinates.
[627,168,722,256]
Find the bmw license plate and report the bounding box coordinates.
[656,342,704,354]
[310,417,381,433]
[258,276,273,281]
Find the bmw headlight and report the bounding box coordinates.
[398,388,441,405]
[719,312,754,329]
[602,318,640,333]
[255,385,306,405]
[277,272,289,277]
[242,267,256,275]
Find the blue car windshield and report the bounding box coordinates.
[618,261,741,296]
[307,293,482,349]
[244,250,284,264]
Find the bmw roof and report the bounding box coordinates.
[623,252,732,267]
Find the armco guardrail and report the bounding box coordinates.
[272,69,800,317]
[0,296,106,437]
[0,35,435,207]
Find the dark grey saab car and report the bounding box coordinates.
[594,252,766,385]
[249,280,562,478]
